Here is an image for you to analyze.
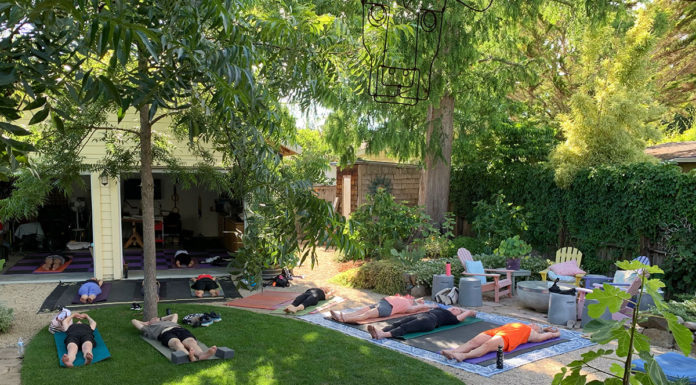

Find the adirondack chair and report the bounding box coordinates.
[577,274,644,321]
[592,256,650,289]
[456,248,513,303]
[540,247,585,286]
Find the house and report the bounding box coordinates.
[645,141,696,172]
[3,111,297,280]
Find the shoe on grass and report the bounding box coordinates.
[208,311,222,322]
[200,315,213,327]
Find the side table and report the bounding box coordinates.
[489,268,531,296]
[584,274,613,289]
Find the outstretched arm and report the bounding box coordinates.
[85,314,97,330]
[404,304,435,314]
[62,314,75,331]
[528,327,560,343]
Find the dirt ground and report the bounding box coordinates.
[0,248,684,385]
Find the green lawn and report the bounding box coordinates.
[22,304,462,384]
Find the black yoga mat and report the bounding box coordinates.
[39,277,241,313]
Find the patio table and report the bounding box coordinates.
[488,268,531,296]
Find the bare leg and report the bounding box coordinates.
[168,338,194,361]
[82,341,94,365]
[341,307,380,323]
[194,290,204,298]
[442,332,493,359]
[62,343,78,367]
[182,338,217,360]
[367,325,392,340]
[448,335,504,362]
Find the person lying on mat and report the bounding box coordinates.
[41,254,68,271]
[61,312,97,367]
[331,295,432,323]
[190,274,220,297]
[367,307,477,339]
[284,287,334,314]
[78,277,103,304]
[174,250,194,268]
[441,322,560,362]
[131,313,217,362]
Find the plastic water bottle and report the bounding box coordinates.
[496,345,504,369]
[17,337,24,358]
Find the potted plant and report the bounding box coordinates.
[494,236,532,270]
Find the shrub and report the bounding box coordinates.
[520,255,552,280]
[329,268,358,288]
[472,192,528,252]
[0,304,13,333]
[349,259,406,295]
[346,189,431,260]
[665,297,696,322]
[494,236,532,259]
[410,257,463,287]
[449,236,486,256]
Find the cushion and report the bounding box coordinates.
[549,261,586,276]
[547,271,576,282]
[465,260,487,285]
[613,270,637,285]
[632,352,696,384]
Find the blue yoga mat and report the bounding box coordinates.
[54,329,111,367]
[633,352,696,384]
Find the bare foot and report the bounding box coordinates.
[441,350,456,360]
[195,291,203,298]
[62,354,74,367]
[188,262,194,268]
[84,352,93,365]
[176,261,181,268]
[210,290,219,297]
[367,325,379,339]
[450,352,468,362]
[188,349,198,362]
[80,297,87,304]
[330,310,339,321]
[197,346,217,360]
[284,306,294,314]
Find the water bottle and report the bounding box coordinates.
[17,337,24,358]
[496,345,504,369]
[445,262,452,276]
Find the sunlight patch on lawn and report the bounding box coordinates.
[301,331,320,342]
[162,362,236,385]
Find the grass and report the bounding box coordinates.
[22,304,462,385]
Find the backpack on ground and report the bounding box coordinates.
[435,287,459,305]
[273,274,290,287]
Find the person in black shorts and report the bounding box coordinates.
[284,287,334,314]
[174,250,194,268]
[190,274,220,297]
[132,313,217,362]
[61,312,97,367]
[367,307,476,339]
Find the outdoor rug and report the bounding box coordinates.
[5,250,93,274]
[270,296,346,316]
[39,277,241,313]
[299,308,594,377]
[333,312,485,340]
[54,329,111,367]
[225,291,298,310]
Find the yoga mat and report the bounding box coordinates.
[465,337,566,366]
[270,296,345,315]
[54,329,111,367]
[39,284,73,313]
[34,259,73,273]
[71,282,113,304]
[141,336,220,364]
[225,291,298,310]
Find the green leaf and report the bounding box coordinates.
[22,97,46,111]
[0,68,16,86]
[99,75,121,107]
[28,106,50,125]
[587,283,631,316]
[609,362,625,378]
[51,112,64,133]
[1,137,34,152]
[135,30,159,63]
[638,351,670,385]
[0,122,30,136]
[664,312,694,355]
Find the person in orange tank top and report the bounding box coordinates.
[441,323,560,362]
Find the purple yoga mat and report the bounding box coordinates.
[464,337,562,364]
[72,282,112,304]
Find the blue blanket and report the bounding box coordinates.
[54,329,111,367]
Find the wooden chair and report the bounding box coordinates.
[456,248,513,303]
[540,247,585,286]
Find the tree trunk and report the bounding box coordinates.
[419,93,454,228]
[139,104,157,321]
